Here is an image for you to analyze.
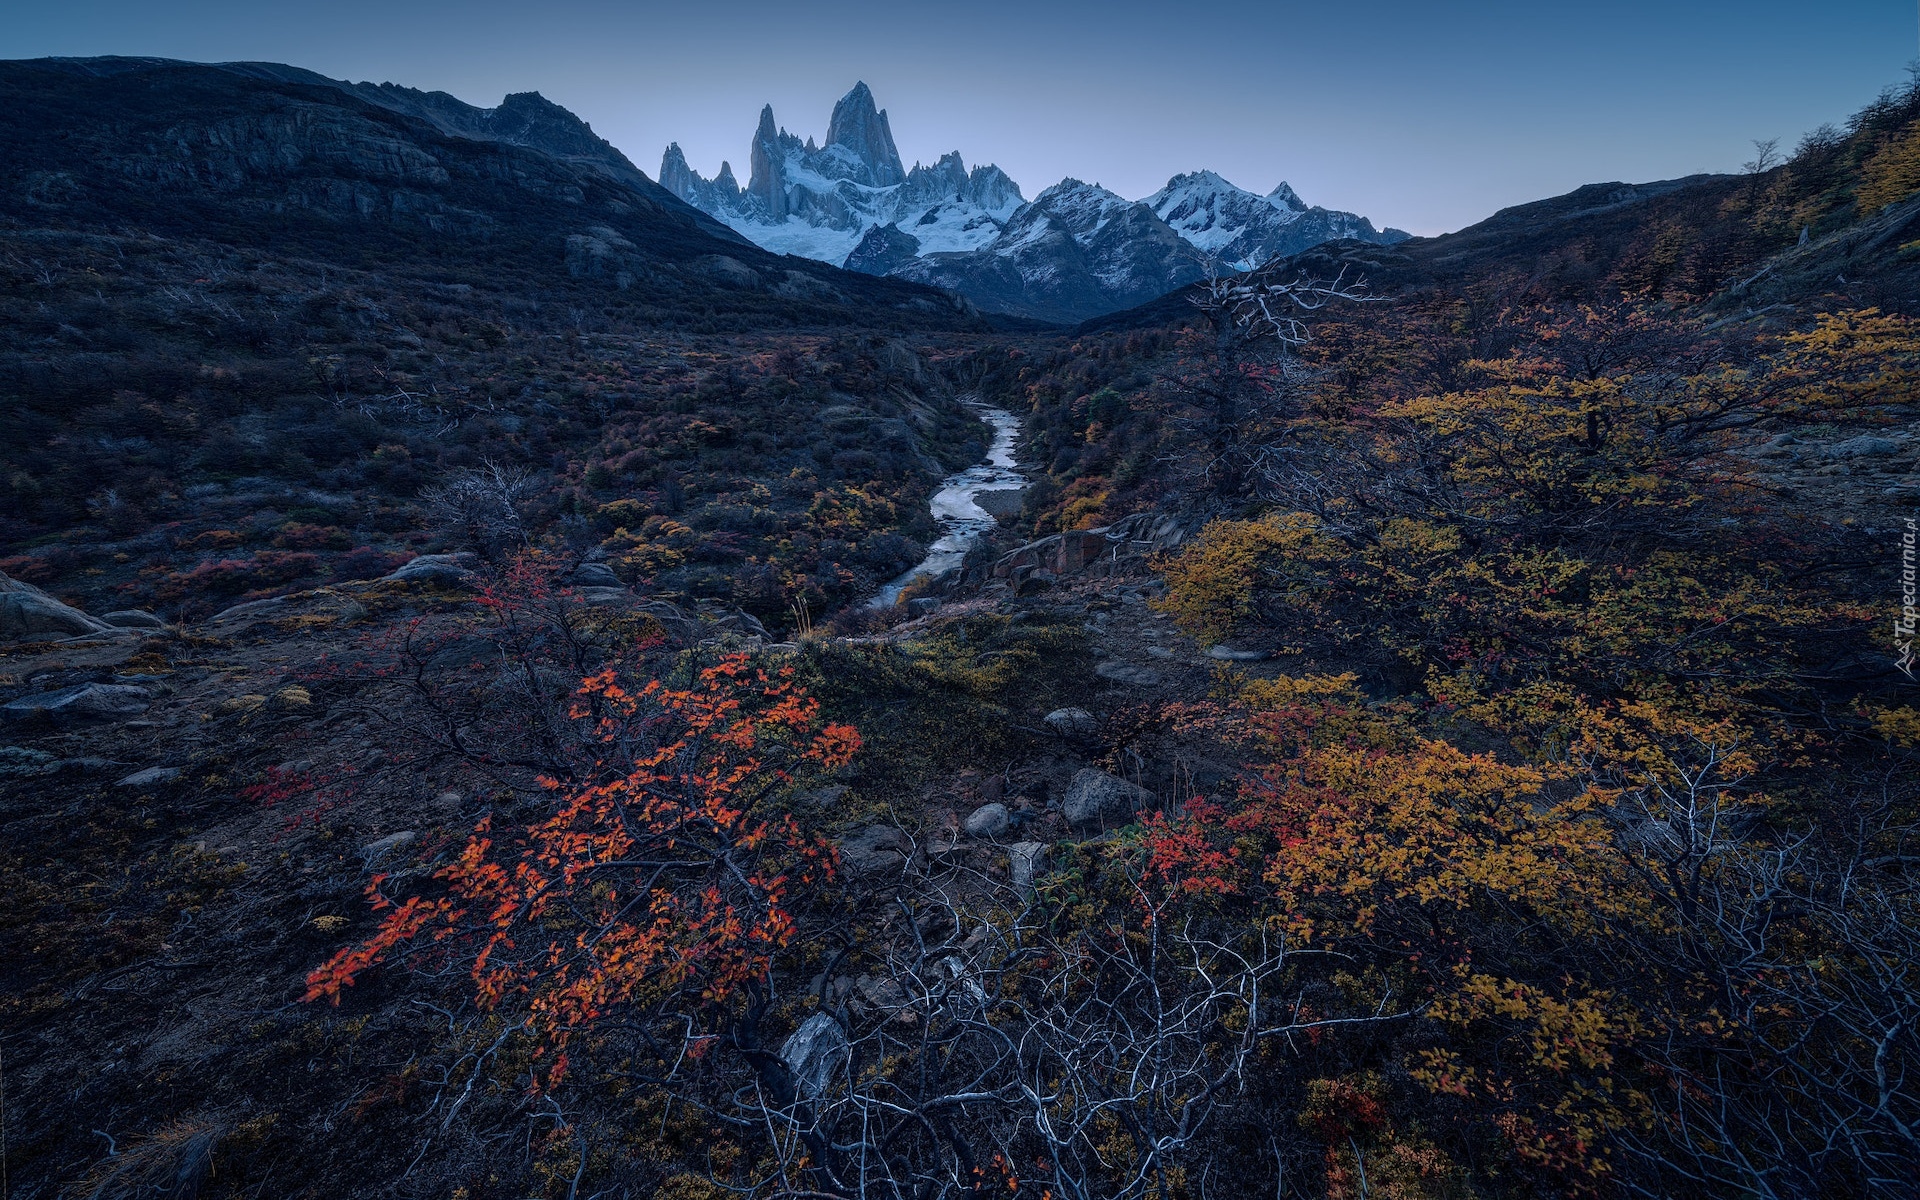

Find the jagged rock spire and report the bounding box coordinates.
[825,82,905,187]
[748,104,789,218]
[658,142,695,201]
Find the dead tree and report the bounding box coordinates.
[1165,258,1374,506]
[418,459,538,560]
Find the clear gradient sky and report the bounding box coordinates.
[3,1,1913,235]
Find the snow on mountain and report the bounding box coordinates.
[659,83,1023,268]
[887,180,1201,324]
[658,84,1409,321]
[1148,170,1409,270]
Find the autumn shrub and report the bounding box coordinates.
[1137,305,1920,1197]
[307,652,857,1087]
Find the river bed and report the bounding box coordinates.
[870,403,1026,608]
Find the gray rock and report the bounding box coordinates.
[940,954,988,1004]
[101,610,168,630]
[1094,661,1163,687]
[361,831,417,861]
[117,766,182,788]
[0,746,58,778]
[2,683,151,726]
[907,597,941,618]
[1207,645,1271,662]
[1830,435,1899,458]
[570,562,624,589]
[1044,707,1099,737]
[1015,568,1056,596]
[1061,768,1153,831]
[855,974,909,1011]
[574,586,630,606]
[0,571,113,637]
[381,553,477,586]
[837,825,914,877]
[53,757,120,774]
[963,802,1010,839]
[1008,841,1047,898]
[779,1012,850,1099]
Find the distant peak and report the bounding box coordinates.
[756,104,777,142]
[1267,181,1305,211]
[1166,169,1234,190]
[825,80,904,187]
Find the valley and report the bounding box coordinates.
[3,48,1920,1200]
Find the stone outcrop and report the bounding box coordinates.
[837,825,914,877]
[963,803,1010,839]
[2,682,152,726]
[988,511,1199,586]
[1060,768,1154,831]
[381,553,477,586]
[0,571,116,638]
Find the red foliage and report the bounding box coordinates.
[304,653,859,1087]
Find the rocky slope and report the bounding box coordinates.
[2,57,975,325]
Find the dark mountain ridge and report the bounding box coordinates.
[2,57,980,328]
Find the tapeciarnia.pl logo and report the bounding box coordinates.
[1899,517,1917,679]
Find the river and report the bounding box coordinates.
[869,402,1027,608]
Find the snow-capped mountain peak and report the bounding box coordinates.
[1146,171,1406,271]
[823,82,904,187]
[659,83,1024,265]
[659,86,1408,320]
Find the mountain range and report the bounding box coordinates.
[661,83,1410,322]
[2,57,977,330]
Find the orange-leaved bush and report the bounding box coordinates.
[304,653,859,1086]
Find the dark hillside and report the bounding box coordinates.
[0,58,995,627]
[3,57,1917,1200]
[0,57,976,327]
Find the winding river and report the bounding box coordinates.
[870,403,1027,608]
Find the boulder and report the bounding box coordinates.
[361,831,417,862]
[0,572,113,638]
[1207,645,1271,662]
[1044,707,1099,737]
[117,766,182,788]
[1829,435,1899,458]
[570,562,624,589]
[381,553,476,586]
[574,586,631,606]
[963,802,1010,839]
[837,825,914,877]
[0,746,58,778]
[779,1013,850,1099]
[1094,661,1163,687]
[1015,568,1056,596]
[1008,841,1048,899]
[101,610,168,630]
[907,597,941,618]
[2,683,151,726]
[1061,768,1153,831]
[854,974,909,1011]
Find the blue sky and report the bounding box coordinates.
[4,0,1911,234]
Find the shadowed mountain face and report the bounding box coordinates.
[0,57,978,327]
